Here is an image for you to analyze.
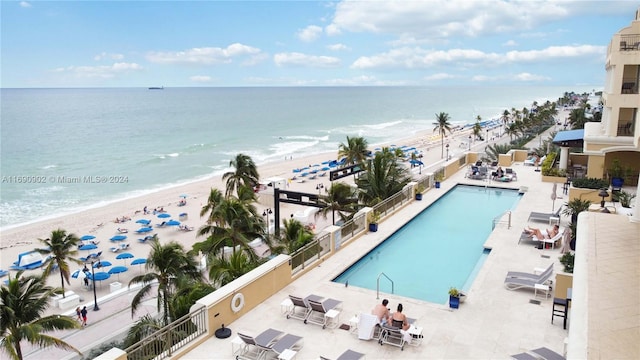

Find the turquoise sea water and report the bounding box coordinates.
[333,185,522,304]
[0,86,592,228]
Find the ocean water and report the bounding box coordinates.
[0,86,593,228]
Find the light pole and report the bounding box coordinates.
[486,129,489,143]
[468,135,472,151]
[262,208,272,233]
[83,259,102,311]
[446,143,450,161]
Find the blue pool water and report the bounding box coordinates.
[333,185,522,304]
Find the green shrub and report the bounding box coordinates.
[559,252,575,273]
[540,152,557,176]
[572,177,609,189]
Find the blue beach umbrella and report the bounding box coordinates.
[110,235,127,242]
[131,258,147,273]
[157,213,171,219]
[71,269,89,279]
[136,227,153,233]
[108,266,128,280]
[136,219,151,225]
[87,271,110,288]
[79,243,98,251]
[166,220,181,226]
[94,260,112,268]
[80,235,95,241]
[115,252,134,265]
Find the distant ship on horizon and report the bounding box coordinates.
[148,86,164,90]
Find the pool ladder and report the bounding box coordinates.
[376,272,394,299]
[492,210,512,230]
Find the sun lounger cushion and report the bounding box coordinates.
[336,350,365,360]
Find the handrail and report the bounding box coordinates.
[377,272,394,299]
[492,210,512,230]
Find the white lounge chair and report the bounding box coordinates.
[320,349,366,360]
[378,324,406,350]
[259,333,303,359]
[236,328,284,360]
[357,313,381,340]
[504,266,554,291]
[305,298,342,329]
[511,347,565,360]
[527,206,562,223]
[506,263,553,281]
[286,294,322,322]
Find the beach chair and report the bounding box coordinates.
[320,349,366,360]
[511,347,565,360]
[357,313,382,340]
[378,324,406,350]
[527,206,562,223]
[504,266,554,292]
[305,298,342,329]
[0,269,8,278]
[259,333,303,359]
[236,328,284,360]
[286,294,322,322]
[506,263,553,282]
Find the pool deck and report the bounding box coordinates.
[182,163,594,359]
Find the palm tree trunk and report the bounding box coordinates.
[441,137,444,159]
[60,271,66,298]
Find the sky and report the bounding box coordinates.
[1,0,638,88]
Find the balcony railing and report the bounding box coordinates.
[619,34,640,51]
[621,78,638,94]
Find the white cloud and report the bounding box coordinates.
[20,1,31,8]
[330,0,571,41]
[147,43,261,65]
[424,73,457,81]
[327,43,350,51]
[189,75,214,83]
[94,52,124,61]
[502,40,518,47]
[297,25,323,42]
[351,44,605,70]
[274,52,341,68]
[53,62,143,79]
[471,75,497,82]
[513,72,551,81]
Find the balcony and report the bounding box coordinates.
[621,79,638,94]
[619,34,640,51]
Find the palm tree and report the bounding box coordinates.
[207,251,257,286]
[505,123,519,142]
[433,112,452,159]
[222,153,259,198]
[128,239,201,326]
[276,218,315,254]
[337,136,369,166]
[316,182,359,225]
[472,120,482,141]
[37,229,81,298]
[356,149,411,205]
[1,271,81,360]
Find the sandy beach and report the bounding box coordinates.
[0,124,491,315]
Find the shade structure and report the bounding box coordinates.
[110,235,127,242]
[115,252,134,264]
[108,266,128,280]
[135,227,153,233]
[71,269,89,279]
[80,235,95,241]
[136,219,151,225]
[79,243,98,251]
[166,220,181,226]
[94,260,112,268]
[157,213,171,218]
[131,258,147,273]
[87,271,110,288]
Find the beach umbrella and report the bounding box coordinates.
[87,271,110,288]
[157,213,171,219]
[71,269,89,279]
[80,235,95,241]
[115,252,134,265]
[321,167,330,171]
[136,227,153,233]
[179,194,188,198]
[136,219,151,225]
[94,260,112,268]
[131,258,147,273]
[166,220,181,226]
[108,266,128,280]
[110,235,127,242]
[79,243,98,251]
[551,183,558,212]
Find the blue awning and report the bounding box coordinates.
[553,129,584,147]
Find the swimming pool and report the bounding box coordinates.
[333,185,522,304]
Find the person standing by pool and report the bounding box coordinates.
[372,299,390,325]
